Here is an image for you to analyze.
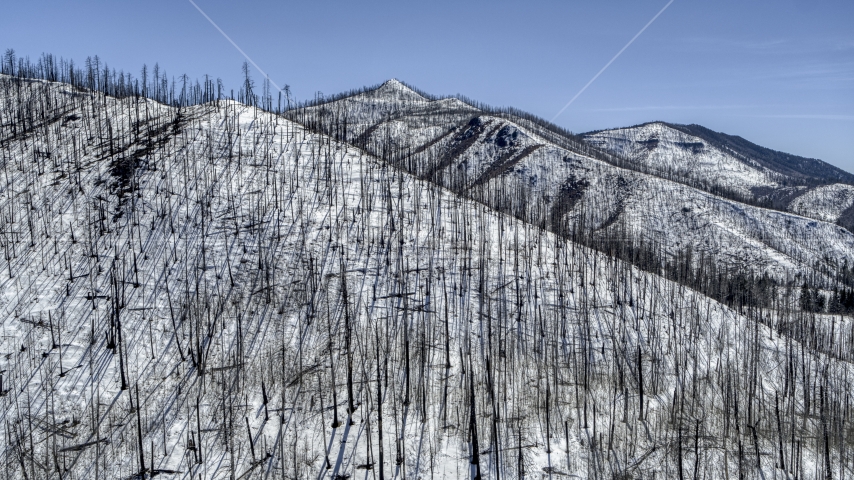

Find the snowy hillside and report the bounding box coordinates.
[582,122,781,197]
[789,183,854,224]
[1,64,854,480]
[583,122,854,226]
[297,83,854,289]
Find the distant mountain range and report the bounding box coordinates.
[294,79,854,288]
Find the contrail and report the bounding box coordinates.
[187,0,285,94]
[552,0,675,121]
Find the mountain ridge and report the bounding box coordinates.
[315,79,853,188]
[583,120,854,186]
[293,79,854,295]
[307,79,854,227]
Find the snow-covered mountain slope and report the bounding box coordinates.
[417,116,854,281]
[295,79,590,158]
[582,122,781,197]
[3,74,853,480]
[297,82,854,286]
[293,79,482,152]
[788,183,854,224]
[583,122,854,223]
[667,122,854,184]
[319,78,432,123]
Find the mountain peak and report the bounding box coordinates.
[374,78,427,102]
[381,78,406,88]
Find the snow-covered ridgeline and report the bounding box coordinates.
[310,85,854,284]
[582,122,780,196]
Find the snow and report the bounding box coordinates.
[0,74,852,479]
[305,90,854,284]
[788,183,854,223]
[583,122,779,197]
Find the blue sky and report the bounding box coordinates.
[2,1,852,170]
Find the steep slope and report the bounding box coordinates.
[315,78,432,125]
[583,122,854,218]
[296,82,854,289]
[3,74,854,480]
[582,122,783,198]
[666,122,854,184]
[788,183,854,226]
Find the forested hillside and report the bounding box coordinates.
[1,52,853,480]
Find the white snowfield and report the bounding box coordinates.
[0,75,852,480]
